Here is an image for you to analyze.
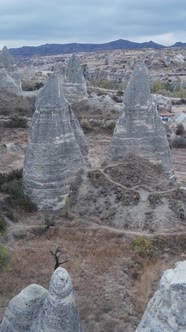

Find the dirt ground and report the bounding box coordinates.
[0,106,186,330]
[0,213,186,331]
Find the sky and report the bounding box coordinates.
[0,0,186,48]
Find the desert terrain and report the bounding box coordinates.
[0,47,186,331]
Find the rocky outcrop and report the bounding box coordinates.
[107,61,174,179]
[0,46,14,69]
[0,267,82,332]
[55,54,87,105]
[0,46,22,93]
[73,93,122,128]
[0,284,47,332]
[173,112,186,130]
[136,261,186,332]
[23,69,88,210]
[152,94,172,113]
[0,68,21,94]
[71,154,186,230]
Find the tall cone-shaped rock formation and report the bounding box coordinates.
[23,70,88,210]
[0,46,22,93]
[0,46,14,69]
[136,260,186,332]
[0,268,82,332]
[55,54,87,104]
[107,61,174,179]
[0,68,21,94]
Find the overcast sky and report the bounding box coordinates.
[0,0,186,48]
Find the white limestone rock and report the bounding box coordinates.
[55,54,87,105]
[0,68,21,95]
[136,261,186,332]
[0,284,48,332]
[107,61,174,179]
[0,46,22,91]
[31,268,83,332]
[23,69,88,210]
[0,268,82,332]
[0,46,14,69]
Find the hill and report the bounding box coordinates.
[9,39,165,57]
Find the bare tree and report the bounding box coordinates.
[50,247,69,270]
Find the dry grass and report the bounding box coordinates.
[0,225,133,326]
[134,260,177,314]
[0,218,186,331]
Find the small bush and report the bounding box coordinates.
[104,120,116,131]
[3,209,18,222]
[1,179,23,198]
[0,216,6,234]
[176,124,185,136]
[80,118,92,133]
[111,94,122,103]
[91,79,125,91]
[173,89,186,98]
[0,172,37,212]
[131,236,153,256]
[0,244,9,270]
[61,195,72,218]
[152,81,162,93]
[3,116,27,128]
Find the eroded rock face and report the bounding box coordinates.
[0,284,48,332]
[0,268,82,332]
[55,54,87,104]
[136,261,186,332]
[107,61,174,179]
[31,268,82,332]
[23,71,88,210]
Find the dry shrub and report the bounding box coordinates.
[3,117,27,128]
[0,245,9,271]
[0,88,35,117]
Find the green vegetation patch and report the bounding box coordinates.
[0,170,37,213]
[131,236,153,257]
[0,244,9,270]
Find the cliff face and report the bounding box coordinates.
[23,71,88,210]
[107,61,174,180]
[0,268,82,332]
[136,260,186,332]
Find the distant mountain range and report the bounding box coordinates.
[9,39,186,57]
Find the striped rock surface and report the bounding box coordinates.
[31,268,83,332]
[107,61,174,180]
[23,70,88,210]
[0,268,82,332]
[55,54,87,105]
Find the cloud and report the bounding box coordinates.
[0,0,185,47]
